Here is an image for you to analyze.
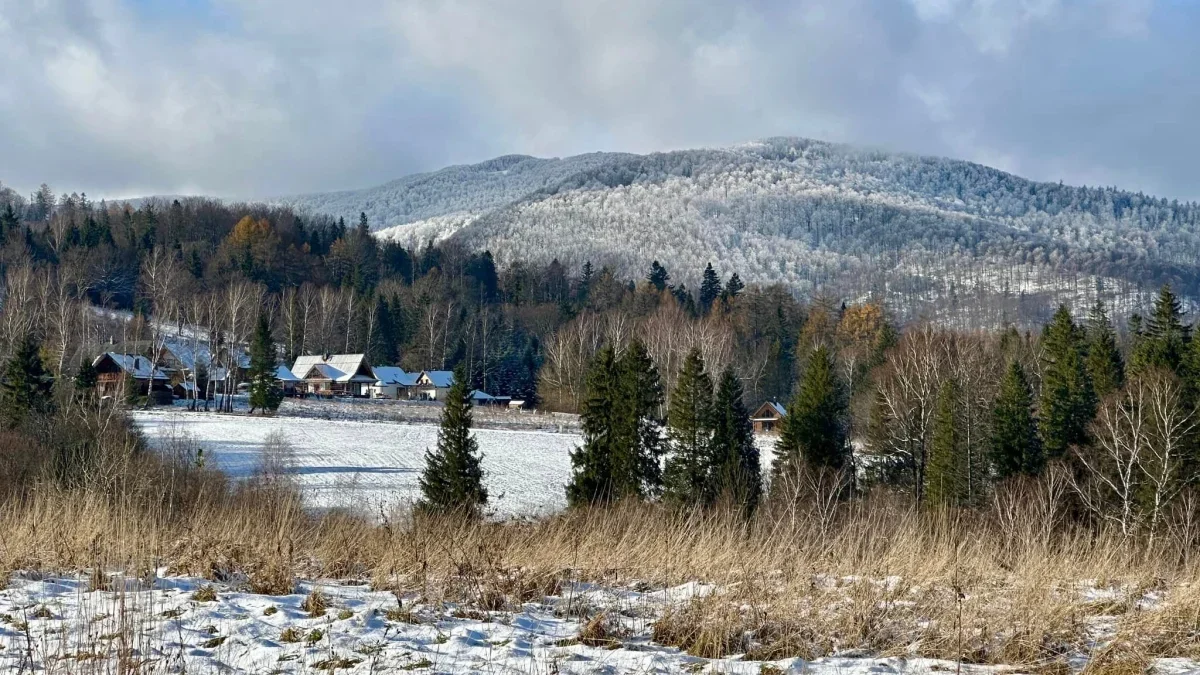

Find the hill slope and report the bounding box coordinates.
[281,138,1200,324]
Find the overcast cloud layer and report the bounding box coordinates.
[1,0,1197,201]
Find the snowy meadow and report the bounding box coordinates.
[131,409,582,517]
[0,408,1191,673]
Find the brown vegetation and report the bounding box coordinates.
[2,448,1200,669]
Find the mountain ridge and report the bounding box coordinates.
[277,137,1200,324]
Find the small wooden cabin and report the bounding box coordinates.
[751,401,786,434]
[93,352,171,401]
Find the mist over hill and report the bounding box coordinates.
[279,138,1200,325]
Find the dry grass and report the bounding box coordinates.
[2,455,1200,669]
[301,588,329,617]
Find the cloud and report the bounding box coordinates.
[0,0,1196,201]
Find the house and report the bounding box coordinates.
[155,340,249,377]
[92,352,170,401]
[171,381,204,400]
[751,401,787,434]
[415,370,455,400]
[370,366,419,399]
[469,390,512,407]
[275,365,304,396]
[291,354,378,397]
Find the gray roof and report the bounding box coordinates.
[291,354,376,383]
[470,389,511,402]
[419,370,455,388]
[275,365,303,382]
[94,352,169,380]
[373,366,418,387]
[751,401,787,420]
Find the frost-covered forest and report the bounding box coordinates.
[284,138,1200,325]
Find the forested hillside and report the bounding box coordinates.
[284,138,1200,325]
[0,182,810,408]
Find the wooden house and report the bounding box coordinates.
[93,352,171,401]
[291,354,377,397]
[751,401,786,434]
[275,365,303,396]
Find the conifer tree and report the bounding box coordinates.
[1085,299,1125,399]
[1182,324,1200,404]
[647,261,670,292]
[419,364,487,515]
[614,339,665,497]
[75,358,98,394]
[1039,305,1095,460]
[699,263,722,313]
[247,314,284,414]
[663,348,714,505]
[576,261,594,306]
[1131,285,1189,375]
[926,380,967,507]
[991,361,1042,479]
[724,272,744,299]
[567,347,623,506]
[0,335,52,429]
[774,345,847,476]
[709,368,761,513]
[673,284,696,315]
[0,202,19,243]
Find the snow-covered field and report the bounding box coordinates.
[0,572,1060,674]
[132,410,582,517]
[133,410,780,517]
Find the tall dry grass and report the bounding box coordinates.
[1,464,1198,669]
[1,410,1198,669]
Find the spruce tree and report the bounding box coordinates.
[566,347,623,506]
[699,263,722,313]
[709,368,761,513]
[0,335,53,429]
[774,345,848,476]
[614,339,665,497]
[1182,324,1200,405]
[577,261,594,306]
[1085,299,1125,399]
[75,358,98,394]
[647,261,670,292]
[1038,306,1095,460]
[247,314,284,415]
[991,360,1042,479]
[1131,285,1189,375]
[926,380,967,507]
[663,348,714,505]
[724,272,744,299]
[673,284,696,315]
[419,364,487,515]
[0,202,19,243]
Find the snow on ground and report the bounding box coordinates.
[134,409,786,517]
[132,410,581,517]
[0,572,1036,674]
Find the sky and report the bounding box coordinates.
[1,0,1198,201]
